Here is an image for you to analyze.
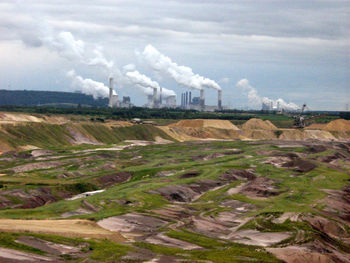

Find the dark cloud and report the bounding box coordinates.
[0,0,348,110]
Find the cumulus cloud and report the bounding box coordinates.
[141,44,221,91]
[236,78,299,111]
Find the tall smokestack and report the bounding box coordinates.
[108,77,113,108]
[185,92,188,107]
[153,87,157,107]
[159,86,162,105]
[189,91,192,105]
[218,90,222,110]
[200,89,205,110]
[181,93,183,107]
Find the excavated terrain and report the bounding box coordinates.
[0,113,349,262]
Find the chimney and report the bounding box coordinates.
[108,77,113,108]
[153,87,157,107]
[218,90,222,110]
[200,89,205,110]
[189,91,192,105]
[185,91,188,107]
[159,87,162,105]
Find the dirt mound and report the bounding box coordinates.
[241,129,277,140]
[159,126,242,141]
[169,119,239,130]
[239,177,283,198]
[219,169,256,181]
[0,112,44,123]
[97,213,167,233]
[321,185,350,223]
[242,118,277,130]
[282,159,317,173]
[157,178,237,203]
[323,119,350,131]
[97,172,132,187]
[319,152,348,163]
[305,145,327,153]
[0,247,53,262]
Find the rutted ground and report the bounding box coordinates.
[0,115,349,262]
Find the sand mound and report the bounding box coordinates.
[0,112,44,123]
[159,126,242,141]
[169,119,239,130]
[323,119,350,132]
[242,118,277,130]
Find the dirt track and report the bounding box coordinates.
[0,219,124,241]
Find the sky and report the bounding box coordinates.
[0,0,349,110]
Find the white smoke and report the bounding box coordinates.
[141,45,221,91]
[66,70,116,99]
[88,46,114,70]
[125,70,176,98]
[41,31,85,61]
[236,79,299,111]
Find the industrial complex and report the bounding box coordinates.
[108,77,225,111]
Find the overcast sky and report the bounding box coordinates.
[0,0,349,110]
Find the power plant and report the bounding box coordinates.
[107,77,224,111]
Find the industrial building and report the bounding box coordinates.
[108,77,224,111]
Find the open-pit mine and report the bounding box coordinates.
[0,112,349,262]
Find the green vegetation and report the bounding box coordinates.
[0,135,349,262]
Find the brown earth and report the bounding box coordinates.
[0,247,54,262]
[159,126,242,141]
[323,119,350,132]
[169,119,239,130]
[0,219,124,241]
[281,158,317,173]
[97,172,133,187]
[66,126,101,145]
[242,118,277,130]
[97,213,167,235]
[0,187,73,209]
[237,177,284,198]
[16,235,85,256]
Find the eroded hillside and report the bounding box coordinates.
[0,113,349,262]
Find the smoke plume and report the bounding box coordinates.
[88,46,114,70]
[236,79,299,111]
[125,70,176,98]
[66,70,116,99]
[41,31,85,61]
[141,45,221,91]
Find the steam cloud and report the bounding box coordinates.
[125,70,176,98]
[42,31,85,61]
[66,70,116,99]
[141,45,221,91]
[236,79,299,111]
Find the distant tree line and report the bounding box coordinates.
[0,90,108,107]
[0,105,342,121]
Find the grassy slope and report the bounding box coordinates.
[0,123,175,150]
[0,140,349,262]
